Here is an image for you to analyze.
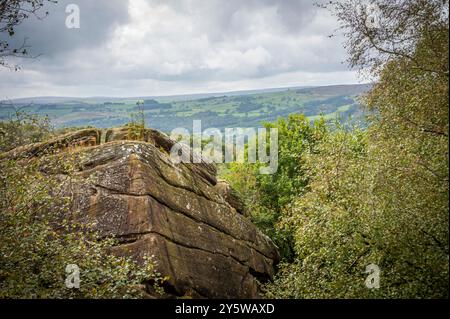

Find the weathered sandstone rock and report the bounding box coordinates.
[0,128,101,160]
[5,128,280,298]
[215,180,245,215]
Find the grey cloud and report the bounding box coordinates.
[0,0,355,98]
[180,0,321,42]
[1,0,130,57]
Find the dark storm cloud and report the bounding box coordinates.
[2,0,130,57]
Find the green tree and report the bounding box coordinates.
[223,114,327,261]
[264,0,448,298]
[0,110,52,152]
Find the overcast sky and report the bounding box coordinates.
[0,0,362,99]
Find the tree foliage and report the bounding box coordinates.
[0,115,163,298]
[0,110,52,152]
[222,114,327,261]
[224,0,448,298]
[0,0,56,69]
[326,0,448,74]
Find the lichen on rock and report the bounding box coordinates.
[5,127,280,298]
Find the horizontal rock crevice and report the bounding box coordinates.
[92,182,276,262]
[5,127,279,299]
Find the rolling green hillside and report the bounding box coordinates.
[0,84,371,132]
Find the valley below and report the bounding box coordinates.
[1,84,371,132]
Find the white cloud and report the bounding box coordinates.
[0,0,359,99]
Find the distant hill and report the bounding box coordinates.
[296,84,372,96]
[3,86,313,105]
[0,84,371,132]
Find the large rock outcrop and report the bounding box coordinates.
[3,128,279,298]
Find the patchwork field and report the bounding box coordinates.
[1,84,371,133]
